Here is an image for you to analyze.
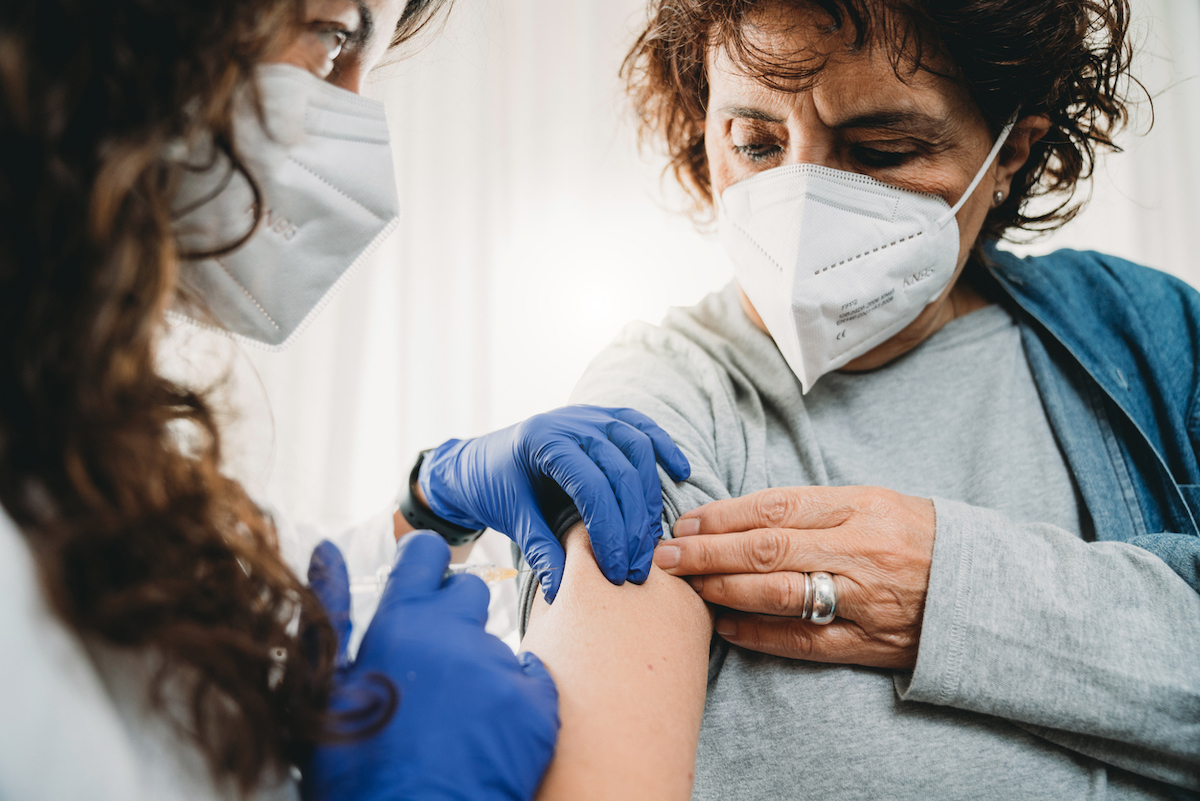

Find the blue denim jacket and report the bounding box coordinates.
[985,244,1200,592]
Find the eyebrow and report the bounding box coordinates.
[719,105,952,139]
[720,105,787,124]
[830,110,952,139]
[351,1,374,46]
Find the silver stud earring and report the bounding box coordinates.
[993,190,1006,206]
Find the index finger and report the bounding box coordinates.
[606,407,692,481]
[540,440,629,583]
[653,527,851,577]
[674,487,860,536]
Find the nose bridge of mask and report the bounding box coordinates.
[717,114,1019,392]
[719,164,946,286]
[743,165,901,220]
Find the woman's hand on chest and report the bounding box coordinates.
[652,486,936,670]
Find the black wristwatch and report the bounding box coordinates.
[398,450,486,546]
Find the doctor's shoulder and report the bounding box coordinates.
[0,509,285,801]
[0,508,146,800]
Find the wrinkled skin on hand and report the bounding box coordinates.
[654,486,936,670]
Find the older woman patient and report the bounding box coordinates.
[518,0,1200,799]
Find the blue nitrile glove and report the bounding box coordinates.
[301,536,559,801]
[419,405,691,603]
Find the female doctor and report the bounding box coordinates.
[0,0,689,799]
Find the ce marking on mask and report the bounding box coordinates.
[836,289,895,329]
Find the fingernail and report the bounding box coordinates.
[674,518,700,537]
[716,618,738,638]
[653,545,680,569]
[687,576,704,593]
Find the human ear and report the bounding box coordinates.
[993,114,1051,199]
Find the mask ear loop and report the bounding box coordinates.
[937,114,1019,228]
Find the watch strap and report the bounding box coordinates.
[399,450,486,547]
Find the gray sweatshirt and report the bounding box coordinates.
[523,284,1200,800]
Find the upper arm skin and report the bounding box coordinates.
[520,523,714,801]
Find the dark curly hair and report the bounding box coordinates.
[622,0,1137,243]
[0,0,448,794]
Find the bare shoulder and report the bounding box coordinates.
[521,523,714,801]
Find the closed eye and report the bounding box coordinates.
[734,143,783,163]
[852,146,918,169]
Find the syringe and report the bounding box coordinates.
[349,562,540,592]
[445,563,522,584]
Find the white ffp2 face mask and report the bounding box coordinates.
[717,120,1015,392]
[170,64,400,348]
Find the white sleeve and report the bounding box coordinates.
[0,514,148,801]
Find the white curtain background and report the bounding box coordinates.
[162,0,1200,645]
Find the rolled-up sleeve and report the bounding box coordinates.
[516,320,743,635]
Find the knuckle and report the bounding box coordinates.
[769,572,806,615]
[700,573,727,599]
[862,489,898,521]
[515,414,551,448]
[878,628,918,652]
[526,411,552,430]
[783,625,815,659]
[613,406,640,423]
[753,488,795,528]
[631,432,655,461]
[688,543,716,574]
[746,529,788,572]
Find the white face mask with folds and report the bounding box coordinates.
[170,64,400,349]
[717,119,1016,393]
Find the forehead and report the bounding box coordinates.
[707,3,972,118]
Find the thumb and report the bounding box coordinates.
[521,521,566,604]
[307,540,351,665]
[517,651,560,709]
[378,532,451,611]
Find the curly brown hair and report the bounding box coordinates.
[0,0,448,794]
[622,0,1137,242]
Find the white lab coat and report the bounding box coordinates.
[0,503,397,801]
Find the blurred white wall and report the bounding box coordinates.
[162,0,1200,639]
[1012,0,1200,274]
